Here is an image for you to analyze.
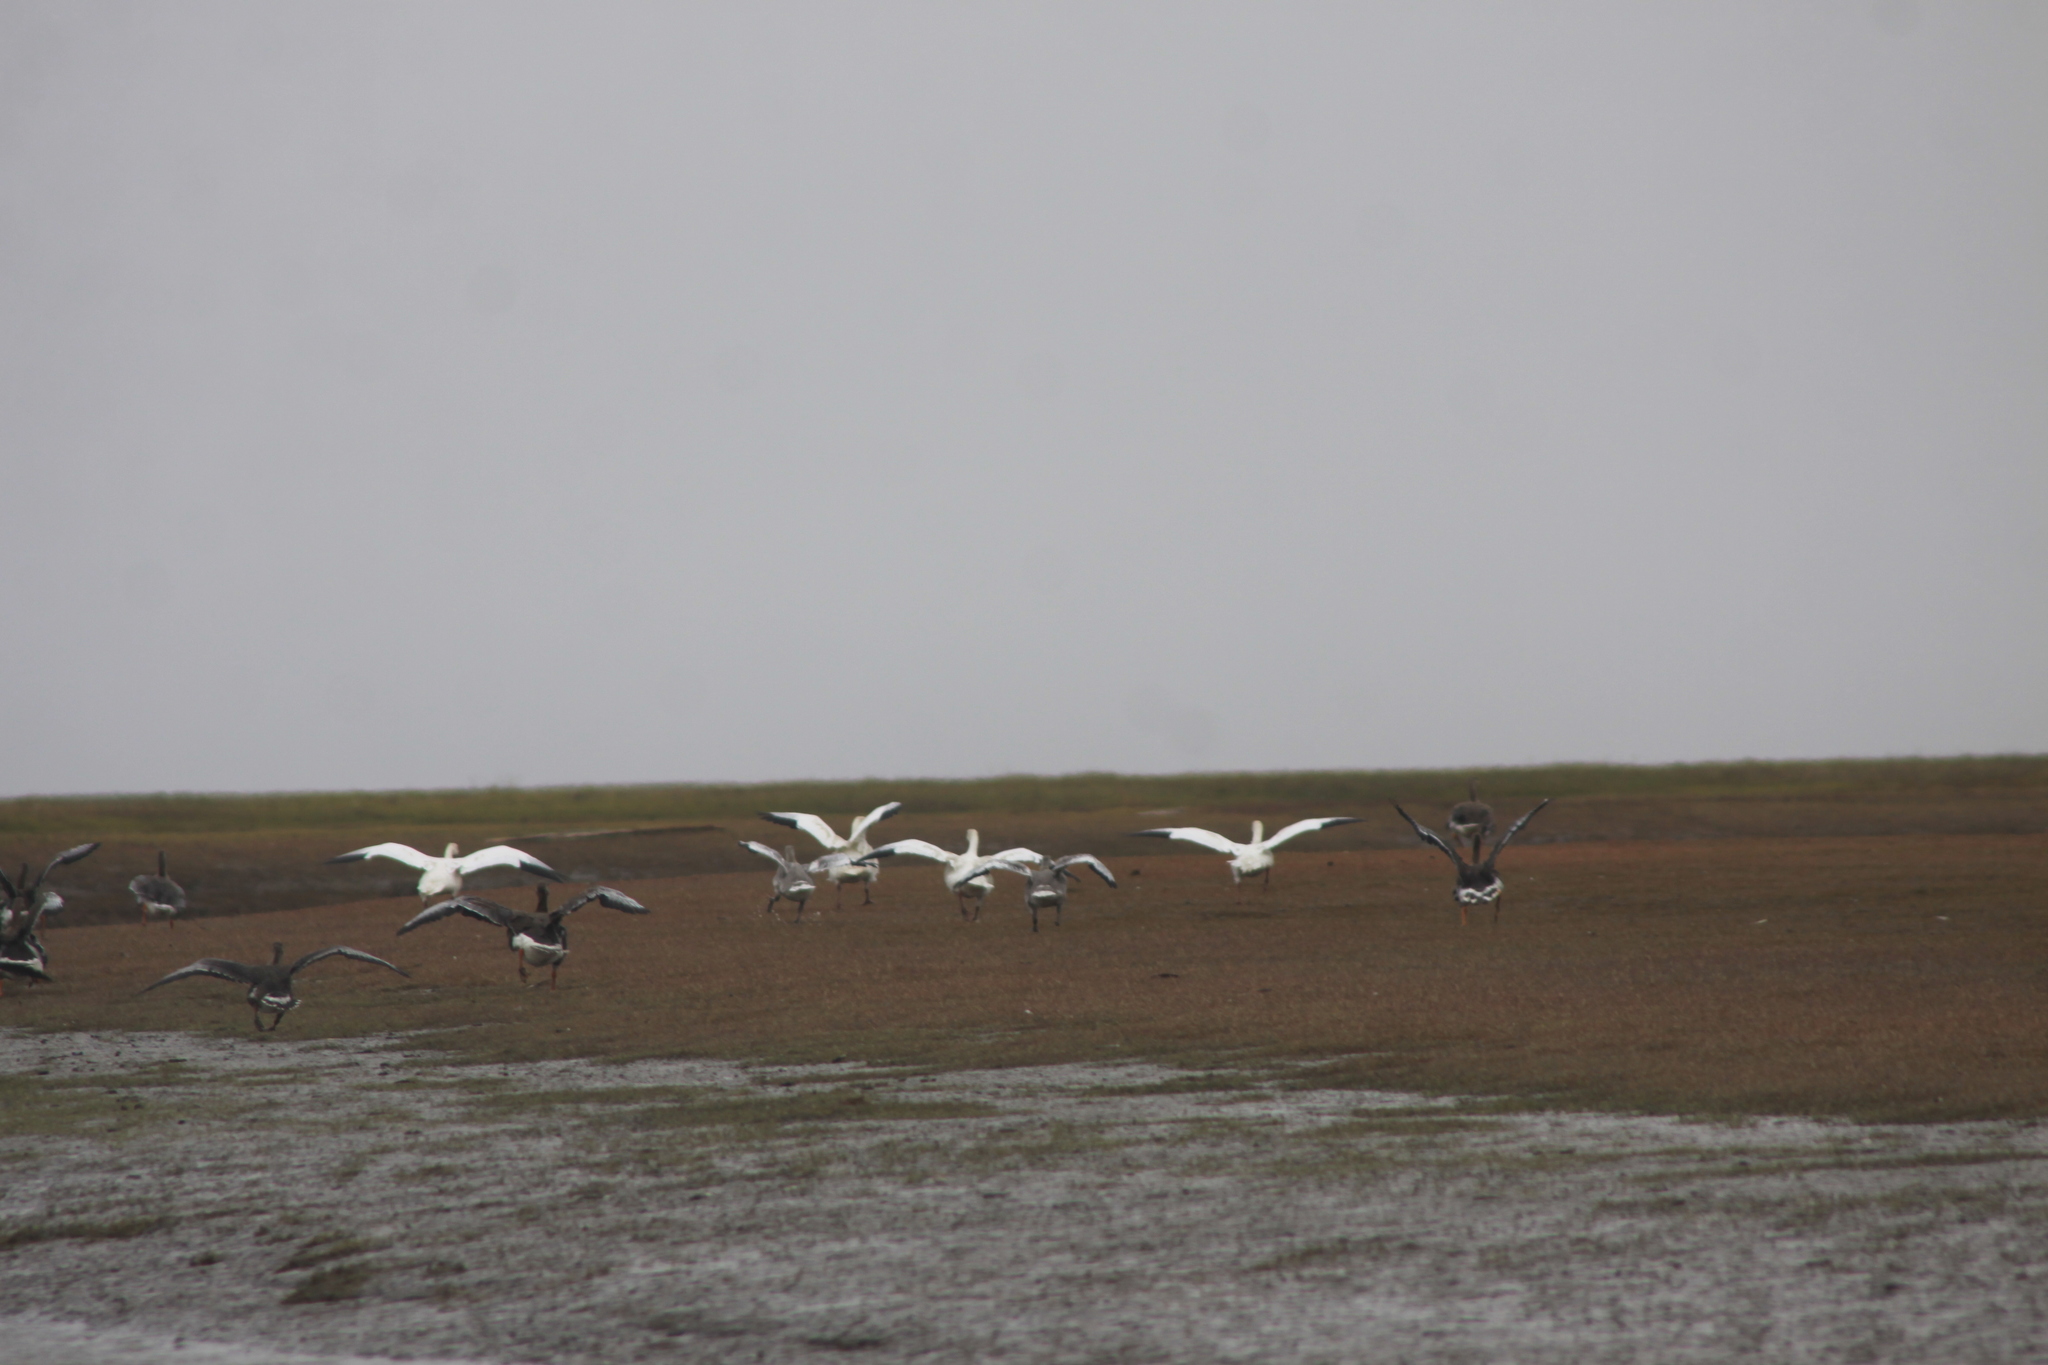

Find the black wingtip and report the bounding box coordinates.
[1128,830,1172,839]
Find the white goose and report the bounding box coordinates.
[866,830,1041,920]
[758,801,902,908]
[1129,817,1360,887]
[326,841,563,904]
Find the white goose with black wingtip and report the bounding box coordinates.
[326,840,563,904]
[758,801,903,907]
[1128,817,1360,887]
[865,830,1043,920]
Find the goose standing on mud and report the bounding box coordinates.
[962,853,1118,932]
[1393,798,1552,927]
[1128,818,1360,887]
[0,842,101,992]
[129,851,187,926]
[326,841,563,904]
[865,830,1042,920]
[758,802,903,908]
[738,842,823,922]
[1447,782,1495,860]
[397,883,648,987]
[143,943,409,1031]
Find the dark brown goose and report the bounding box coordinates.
[130,851,187,926]
[0,842,101,993]
[398,883,648,986]
[1447,781,1495,859]
[143,942,408,1031]
[1393,798,1551,927]
[960,852,1118,931]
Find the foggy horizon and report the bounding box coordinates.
[5,4,2043,799]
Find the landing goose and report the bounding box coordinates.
[1393,798,1551,927]
[758,802,902,907]
[398,883,647,987]
[129,851,187,926]
[326,841,563,904]
[143,942,408,1031]
[1128,818,1359,887]
[738,842,826,922]
[0,842,101,993]
[1447,781,1495,860]
[866,830,1041,920]
[961,853,1117,932]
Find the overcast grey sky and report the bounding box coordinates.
[3,2,2042,797]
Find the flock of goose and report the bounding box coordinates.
[0,784,1550,1030]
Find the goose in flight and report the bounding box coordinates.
[1447,781,1495,860]
[866,830,1042,920]
[1393,798,1551,927]
[962,853,1117,932]
[130,851,187,926]
[143,942,408,1031]
[738,841,828,922]
[398,883,647,987]
[326,841,563,904]
[1128,818,1360,887]
[0,842,101,993]
[758,801,903,908]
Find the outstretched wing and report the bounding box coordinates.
[1260,817,1361,850]
[327,842,432,871]
[758,811,844,850]
[454,845,563,881]
[289,945,410,977]
[30,842,101,895]
[1391,803,1466,867]
[1484,799,1553,866]
[988,847,1044,866]
[555,885,649,917]
[143,958,258,992]
[1130,827,1242,856]
[807,851,879,875]
[959,858,1037,883]
[866,839,954,865]
[398,896,515,935]
[739,840,798,872]
[846,801,904,844]
[1051,854,1118,888]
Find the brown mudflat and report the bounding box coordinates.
[16,826,2046,1122]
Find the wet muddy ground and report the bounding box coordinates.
[4,1028,2046,1363]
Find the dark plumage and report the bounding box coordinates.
[142,941,408,1031]
[398,883,648,987]
[1393,798,1552,927]
[1447,781,1495,860]
[0,842,101,993]
[962,853,1118,932]
[130,850,188,925]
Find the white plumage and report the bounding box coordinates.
[1129,817,1360,886]
[326,841,562,904]
[866,830,1041,920]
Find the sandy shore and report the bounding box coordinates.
[3,1028,2046,1363]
